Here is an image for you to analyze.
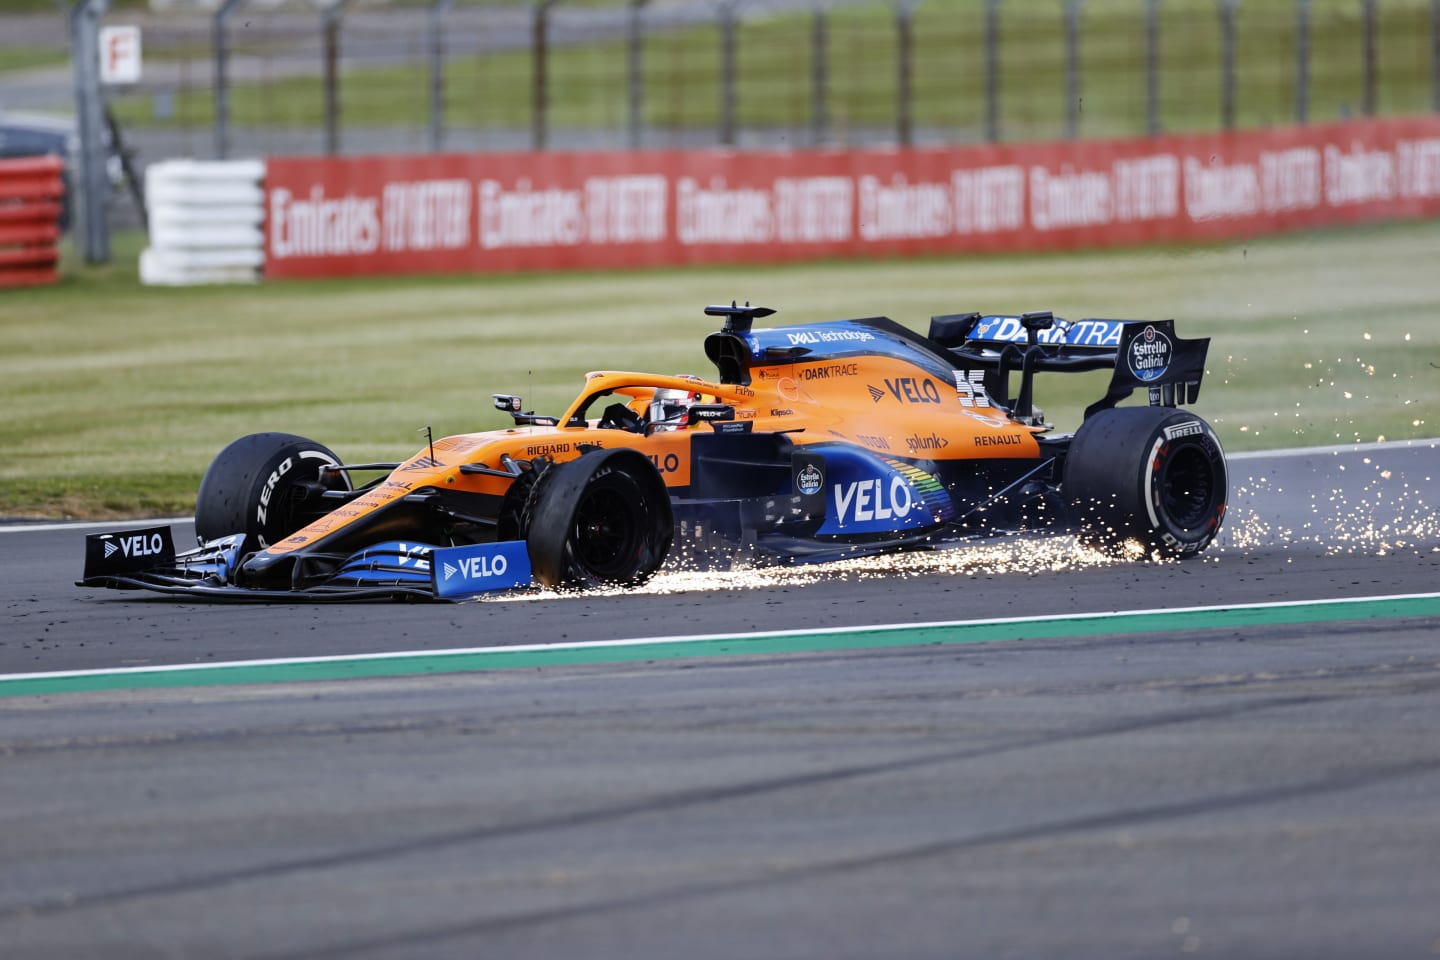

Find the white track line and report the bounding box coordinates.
[0,517,193,535]
[3,591,1438,685]
[1228,437,1440,460]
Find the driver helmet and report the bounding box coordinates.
[649,387,700,431]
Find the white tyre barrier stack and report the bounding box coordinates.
[139,159,266,286]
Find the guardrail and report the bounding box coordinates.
[0,156,65,289]
[139,159,265,285]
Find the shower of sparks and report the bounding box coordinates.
[1219,455,1440,557]
[487,446,1440,604]
[493,535,1147,602]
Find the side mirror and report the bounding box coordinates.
[492,394,559,427]
[492,394,524,414]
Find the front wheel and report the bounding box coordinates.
[1063,406,1227,559]
[194,432,350,548]
[524,449,673,589]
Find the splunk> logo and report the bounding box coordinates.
[444,554,510,581]
[904,432,950,453]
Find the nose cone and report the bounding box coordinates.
[238,549,293,589]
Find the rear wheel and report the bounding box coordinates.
[195,432,350,548]
[1064,407,1227,559]
[524,449,673,589]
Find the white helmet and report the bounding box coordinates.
[649,387,699,430]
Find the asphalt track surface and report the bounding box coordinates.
[2,441,1439,958]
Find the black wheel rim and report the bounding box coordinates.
[571,486,643,579]
[1160,445,1218,530]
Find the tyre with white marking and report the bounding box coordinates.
[1064,407,1227,559]
[195,433,350,548]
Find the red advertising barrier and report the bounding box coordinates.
[0,155,65,288]
[265,117,1440,280]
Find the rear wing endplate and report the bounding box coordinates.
[930,312,1210,421]
[1088,319,1208,418]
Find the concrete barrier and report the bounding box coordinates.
[139,159,265,285]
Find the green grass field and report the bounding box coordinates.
[3,219,1438,519]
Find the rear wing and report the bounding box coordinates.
[929,311,1210,422]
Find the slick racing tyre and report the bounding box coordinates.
[524,448,673,589]
[195,433,350,548]
[1064,406,1227,559]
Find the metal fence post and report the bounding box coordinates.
[1144,0,1160,135]
[68,0,111,264]
[627,0,647,150]
[321,0,354,156]
[1433,0,1440,113]
[1361,0,1377,116]
[1218,0,1238,131]
[1063,0,1082,140]
[719,0,739,147]
[1296,0,1310,123]
[213,0,245,160]
[896,0,915,147]
[811,3,828,147]
[428,0,455,152]
[533,0,557,150]
[984,0,1001,142]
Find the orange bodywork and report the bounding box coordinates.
[263,360,1044,560]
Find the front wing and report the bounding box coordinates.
[77,526,533,602]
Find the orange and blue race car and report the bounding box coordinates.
[80,302,1227,600]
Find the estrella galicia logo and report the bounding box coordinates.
[1128,324,1172,382]
[796,463,823,496]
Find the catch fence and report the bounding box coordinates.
[97,0,1440,160]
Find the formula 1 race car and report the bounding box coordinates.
[80,303,1227,600]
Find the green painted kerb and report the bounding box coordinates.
[4,595,1438,699]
